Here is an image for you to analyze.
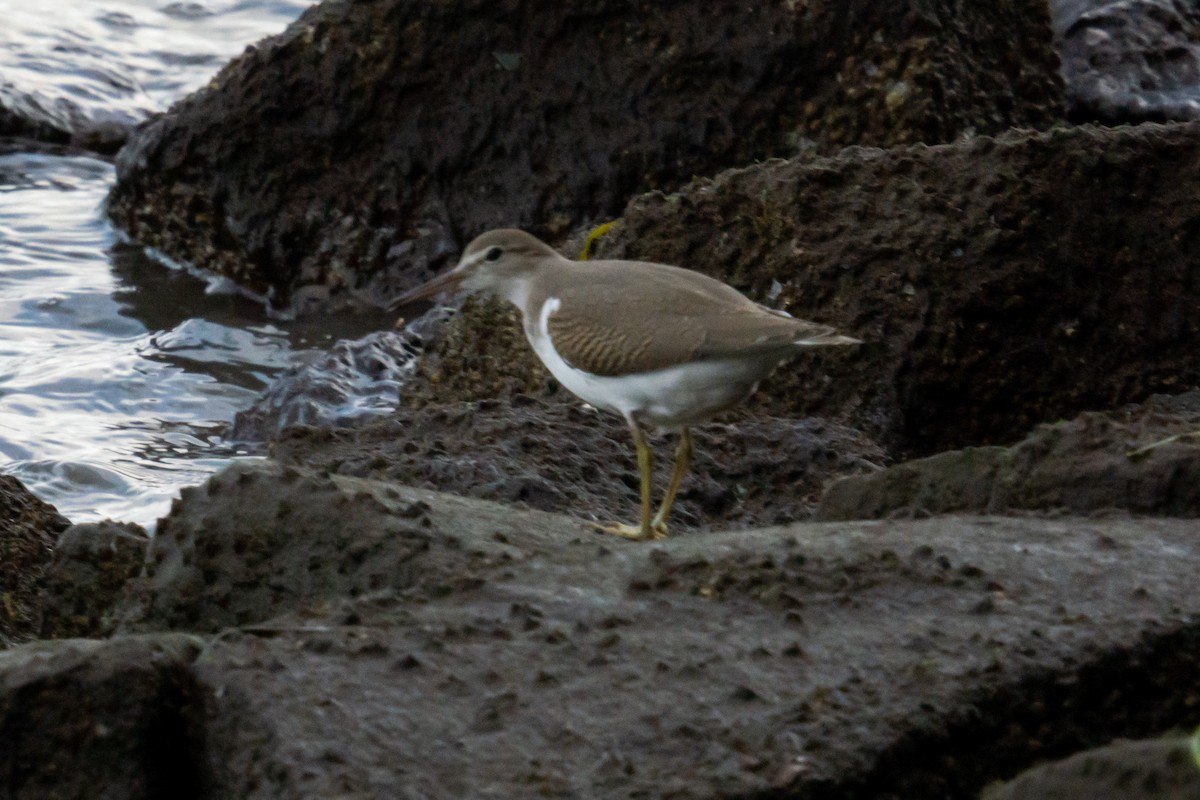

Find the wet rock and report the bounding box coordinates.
[1054,0,1200,123]
[0,474,69,648]
[817,391,1200,520]
[982,733,1200,800]
[568,121,1200,456]
[0,633,205,800]
[39,521,149,640]
[270,397,885,532]
[228,329,428,442]
[0,104,69,148]
[106,0,1061,312]
[0,90,136,154]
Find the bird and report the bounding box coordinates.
[389,228,859,540]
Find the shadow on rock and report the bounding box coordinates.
[982,731,1200,800]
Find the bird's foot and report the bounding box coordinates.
[587,521,666,541]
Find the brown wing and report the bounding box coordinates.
[540,260,836,377]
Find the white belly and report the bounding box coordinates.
[527,298,769,429]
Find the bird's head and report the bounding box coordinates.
[388,229,561,311]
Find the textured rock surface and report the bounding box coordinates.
[39,521,149,639]
[106,0,1062,312]
[0,107,71,149]
[1054,0,1200,123]
[189,518,1200,800]
[270,398,885,534]
[117,461,581,633]
[586,121,1200,456]
[6,460,1199,799]
[0,634,205,800]
[818,391,1200,520]
[982,732,1200,800]
[0,474,70,648]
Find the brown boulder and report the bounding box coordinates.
[116,461,575,633]
[0,634,204,800]
[24,460,1200,799]
[983,733,1200,800]
[588,121,1200,456]
[818,391,1200,520]
[271,398,885,534]
[106,0,1062,312]
[6,460,1200,798]
[39,522,149,640]
[0,474,69,648]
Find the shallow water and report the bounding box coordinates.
[1,0,314,138]
[0,1,390,527]
[0,151,308,525]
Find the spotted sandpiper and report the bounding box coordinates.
[390,229,860,540]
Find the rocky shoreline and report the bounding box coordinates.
[5,1,1200,798]
[8,463,1200,798]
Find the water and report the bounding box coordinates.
[1,0,315,141]
[0,0,386,527]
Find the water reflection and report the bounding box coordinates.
[0,151,335,526]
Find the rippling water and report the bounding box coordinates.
[1,152,294,524]
[0,1,382,527]
[1,0,314,138]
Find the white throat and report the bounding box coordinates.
[499,276,532,311]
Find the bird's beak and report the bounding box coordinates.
[387,266,465,312]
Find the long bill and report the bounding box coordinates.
[387,267,465,312]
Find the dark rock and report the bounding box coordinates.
[116,461,574,633]
[982,733,1200,800]
[817,391,1200,520]
[1054,0,1200,124]
[398,295,551,412]
[820,445,1012,520]
[0,105,69,149]
[7,465,1200,797]
[0,474,69,648]
[39,522,149,639]
[0,92,135,155]
[106,0,1062,313]
[270,397,885,532]
[57,478,1200,798]
[580,121,1200,456]
[0,634,205,800]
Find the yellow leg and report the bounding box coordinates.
[589,421,662,540]
[650,427,692,537]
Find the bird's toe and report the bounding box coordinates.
[588,520,656,541]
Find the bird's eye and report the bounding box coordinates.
[485,247,503,262]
